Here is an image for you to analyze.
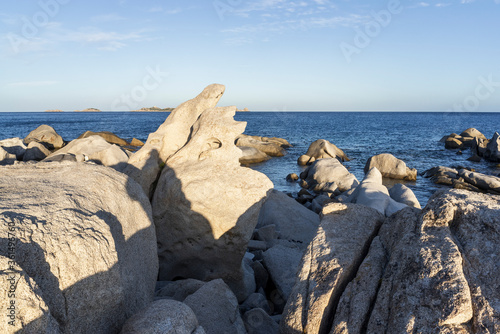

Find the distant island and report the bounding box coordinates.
[132,106,174,112]
[75,108,101,112]
[45,109,63,112]
[236,108,250,112]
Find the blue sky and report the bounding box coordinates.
[1,0,499,111]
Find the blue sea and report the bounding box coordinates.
[1,111,499,206]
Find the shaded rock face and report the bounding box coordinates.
[152,105,273,299]
[485,132,500,162]
[23,124,64,149]
[364,153,417,181]
[23,141,51,161]
[0,146,17,165]
[301,158,359,193]
[0,163,158,334]
[120,299,204,334]
[298,139,349,166]
[281,189,500,334]
[388,183,422,209]
[0,137,26,160]
[125,84,225,197]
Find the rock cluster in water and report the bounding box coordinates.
[441,127,500,162]
[1,85,500,334]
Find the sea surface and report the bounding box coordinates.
[1,111,500,207]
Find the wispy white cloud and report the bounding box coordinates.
[8,81,58,87]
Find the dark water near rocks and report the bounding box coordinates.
[1,111,500,206]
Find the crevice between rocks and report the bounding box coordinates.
[318,219,385,334]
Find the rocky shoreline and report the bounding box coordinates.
[1,84,500,333]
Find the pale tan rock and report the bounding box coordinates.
[23,124,64,149]
[301,158,359,193]
[460,128,487,140]
[0,256,61,334]
[280,203,385,334]
[0,137,26,159]
[120,299,205,334]
[298,139,350,165]
[129,138,144,147]
[364,153,417,180]
[239,146,271,164]
[78,130,128,146]
[0,163,158,333]
[152,106,273,300]
[235,134,287,157]
[125,84,225,196]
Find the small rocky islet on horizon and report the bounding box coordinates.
[1,84,500,333]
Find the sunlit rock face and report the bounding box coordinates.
[125,84,225,198]
[0,163,158,334]
[152,103,273,298]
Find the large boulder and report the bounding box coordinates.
[235,134,289,157]
[364,153,417,181]
[301,158,359,193]
[458,169,500,194]
[485,132,500,162]
[120,299,205,334]
[152,105,273,300]
[239,146,270,164]
[0,137,27,159]
[298,139,349,166]
[184,279,246,334]
[460,127,487,140]
[44,135,129,170]
[78,131,129,146]
[23,141,52,161]
[346,167,409,216]
[388,183,421,209]
[23,124,64,149]
[280,203,385,334]
[125,84,226,197]
[0,146,16,165]
[0,163,158,333]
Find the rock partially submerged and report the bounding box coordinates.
[298,139,349,166]
[300,158,359,194]
[364,153,417,181]
[235,134,290,157]
[424,165,500,195]
[239,146,271,164]
[0,163,158,333]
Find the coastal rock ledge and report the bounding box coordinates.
[281,189,500,334]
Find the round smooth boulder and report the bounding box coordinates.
[23,124,64,149]
[364,153,417,181]
[298,139,350,166]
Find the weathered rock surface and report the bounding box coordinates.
[155,279,206,302]
[301,158,359,193]
[239,146,271,164]
[460,128,487,141]
[485,132,500,162]
[364,153,417,181]
[125,84,225,197]
[23,124,64,149]
[0,146,16,165]
[120,299,205,334]
[0,137,26,159]
[280,203,385,334]
[459,169,500,194]
[388,183,422,209]
[0,163,158,333]
[235,134,289,157]
[184,279,246,334]
[78,130,129,146]
[44,135,129,170]
[23,141,51,161]
[152,104,273,300]
[243,308,279,334]
[298,139,349,166]
[345,167,409,216]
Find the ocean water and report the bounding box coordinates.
[1,111,499,206]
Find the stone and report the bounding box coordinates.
[297,139,350,165]
[240,293,271,314]
[120,299,204,334]
[155,279,205,301]
[346,168,408,216]
[251,260,269,291]
[152,105,273,301]
[262,244,303,302]
[125,84,226,197]
[257,189,319,247]
[0,163,158,333]
[248,240,268,251]
[78,130,129,146]
[388,183,421,209]
[0,256,61,334]
[458,169,500,193]
[445,137,463,149]
[238,146,270,164]
[467,154,482,162]
[485,132,500,162]
[286,173,299,182]
[243,308,279,334]
[330,237,388,334]
[280,203,385,334]
[23,141,51,161]
[130,138,144,147]
[255,224,277,244]
[460,127,487,140]
[0,146,16,165]
[311,194,332,214]
[235,134,287,157]
[0,137,27,159]
[472,137,489,157]
[23,124,64,149]
[44,135,129,170]
[364,153,417,181]
[301,158,359,193]
[184,279,246,334]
